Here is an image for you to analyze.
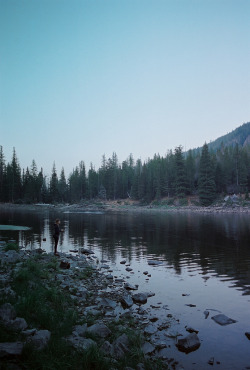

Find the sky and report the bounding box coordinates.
[1,0,250,177]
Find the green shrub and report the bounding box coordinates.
[4,242,19,252]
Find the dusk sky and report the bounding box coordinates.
[1,0,250,177]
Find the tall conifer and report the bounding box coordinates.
[198,143,216,206]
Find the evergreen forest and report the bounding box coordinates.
[1,122,250,207]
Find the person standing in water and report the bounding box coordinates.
[53,219,63,256]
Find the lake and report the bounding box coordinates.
[0,206,250,369]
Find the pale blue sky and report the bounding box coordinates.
[1,0,250,176]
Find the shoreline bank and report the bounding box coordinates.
[1,200,250,215]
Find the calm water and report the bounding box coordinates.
[1,207,250,369]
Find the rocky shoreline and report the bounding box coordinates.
[0,243,190,369]
[1,198,250,215]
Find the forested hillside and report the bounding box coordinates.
[192,121,250,154]
[0,122,249,206]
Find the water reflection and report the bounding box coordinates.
[0,208,250,295]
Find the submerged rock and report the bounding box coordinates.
[148,260,163,266]
[211,314,237,326]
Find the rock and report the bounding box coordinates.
[121,294,134,308]
[176,333,201,353]
[84,306,101,316]
[185,304,196,307]
[72,324,87,337]
[132,293,148,305]
[0,342,23,358]
[245,332,250,340]
[10,317,28,331]
[77,287,88,298]
[101,340,113,356]
[101,264,110,269]
[120,260,126,264]
[211,314,237,326]
[66,336,96,350]
[27,330,51,350]
[87,323,111,338]
[144,324,158,335]
[113,333,130,358]
[204,310,209,319]
[126,267,133,272]
[143,271,148,275]
[124,282,138,290]
[22,329,37,337]
[60,261,70,269]
[208,357,214,365]
[149,316,158,322]
[186,327,199,334]
[3,250,20,264]
[98,297,117,309]
[115,278,124,283]
[145,291,155,298]
[142,341,155,354]
[148,260,163,266]
[80,248,94,255]
[0,287,16,299]
[0,303,16,322]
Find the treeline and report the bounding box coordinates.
[0,142,249,207]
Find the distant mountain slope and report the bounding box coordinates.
[192,122,250,154]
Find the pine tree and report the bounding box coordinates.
[198,143,216,206]
[6,148,22,202]
[58,168,68,202]
[174,146,187,198]
[88,163,98,199]
[49,162,59,202]
[0,146,6,201]
[186,150,195,194]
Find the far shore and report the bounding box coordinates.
[1,198,250,214]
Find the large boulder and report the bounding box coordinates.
[176,333,201,353]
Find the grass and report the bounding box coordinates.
[4,242,19,252]
[1,254,169,370]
